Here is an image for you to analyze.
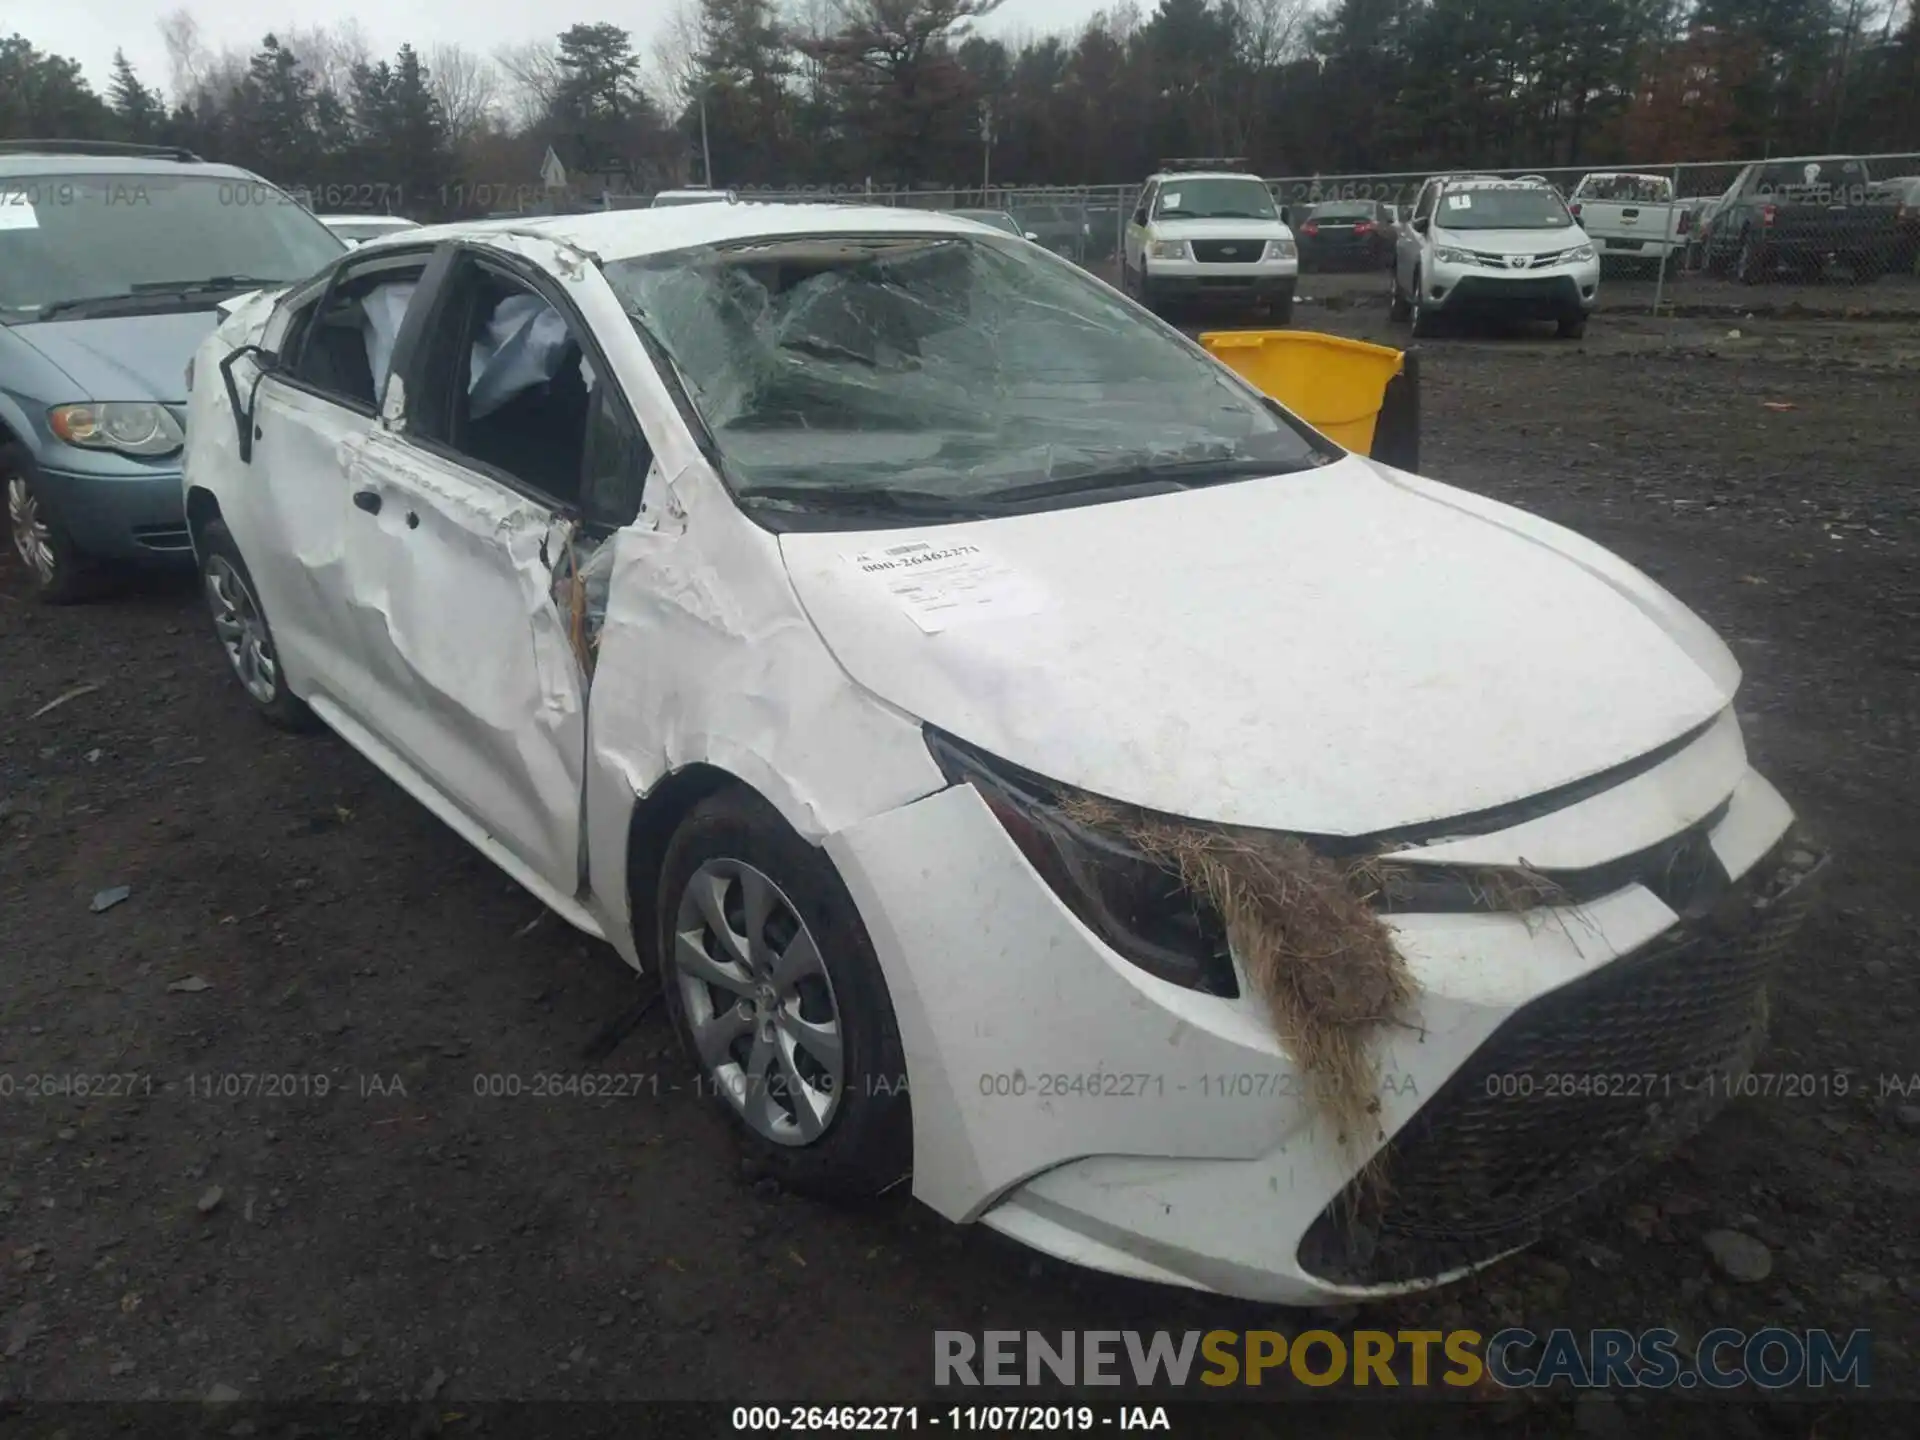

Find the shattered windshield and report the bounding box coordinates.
[601,233,1324,509]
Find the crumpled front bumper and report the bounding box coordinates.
[825,738,1814,1304]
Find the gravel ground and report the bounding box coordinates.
[1,296,1916,1432]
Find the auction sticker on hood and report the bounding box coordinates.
[844,538,1046,634]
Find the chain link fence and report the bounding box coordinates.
[596,152,1920,324]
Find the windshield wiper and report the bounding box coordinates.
[735,484,1003,518]
[129,276,282,295]
[34,278,284,321]
[32,291,184,320]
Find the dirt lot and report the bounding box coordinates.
[2,294,1917,1432]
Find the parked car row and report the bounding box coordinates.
[3,140,1826,1315]
[1291,154,1917,288]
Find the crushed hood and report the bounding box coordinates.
[14,310,224,405]
[777,458,1736,836]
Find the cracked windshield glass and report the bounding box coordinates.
[604,234,1321,508]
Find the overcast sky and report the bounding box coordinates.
[12,0,1117,104]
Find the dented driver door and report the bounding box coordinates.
[316,248,598,903]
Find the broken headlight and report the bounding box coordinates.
[925,728,1238,997]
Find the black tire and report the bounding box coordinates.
[1849,255,1885,284]
[3,444,93,604]
[656,786,912,1200]
[1736,231,1768,285]
[1557,313,1588,340]
[1269,292,1294,326]
[196,517,319,732]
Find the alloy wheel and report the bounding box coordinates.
[673,859,845,1147]
[6,475,55,584]
[204,555,280,706]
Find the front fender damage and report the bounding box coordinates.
[583,459,946,966]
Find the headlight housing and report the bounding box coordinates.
[48,402,184,458]
[1264,237,1297,260]
[925,728,1239,996]
[1434,245,1475,265]
[1148,239,1189,261]
[1564,243,1597,263]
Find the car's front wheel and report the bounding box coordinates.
[657,786,912,1199]
[1557,313,1588,340]
[196,518,317,731]
[4,447,90,604]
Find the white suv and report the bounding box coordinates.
[1121,166,1299,322]
[1392,175,1600,338]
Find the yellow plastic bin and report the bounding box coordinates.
[1197,330,1417,468]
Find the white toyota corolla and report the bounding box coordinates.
[181,204,1823,1304]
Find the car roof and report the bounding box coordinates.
[318,213,418,225]
[1146,171,1264,184]
[1441,175,1553,190]
[357,203,1023,263]
[0,153,262,181]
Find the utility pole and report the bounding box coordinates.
[980,99,993,198]
[699,89,714,188]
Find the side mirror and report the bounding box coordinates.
[1131,209,1146,225]
[1278,206,1291,225]
[1411,217,1429,234]
[1025,231,1040,242]
[218,344,272,464]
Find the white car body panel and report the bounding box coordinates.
[180,203,1809,1305]
[778,459,1731,835]
[828,751,1793,1300]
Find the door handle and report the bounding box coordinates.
[353,490,382,515]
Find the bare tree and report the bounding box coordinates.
[1233,0,1305,71]
[282,21,372,98]
[157,8,249,110]
[426,43,503,139]
[494,40,563,128]
[647,0,705,114]
[158,8,207,102]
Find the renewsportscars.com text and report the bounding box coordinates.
[934,1327,1872,1390]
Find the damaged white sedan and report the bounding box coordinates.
[181,205,1824,1304]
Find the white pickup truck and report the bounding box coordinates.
[1567,173,1690,273]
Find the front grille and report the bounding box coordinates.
[1298,839,1825,1287]
[1469,250,1557,269]
[1191,239,1265,264]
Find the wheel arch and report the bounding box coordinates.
[185,486,223,554]
[619,762,756,972]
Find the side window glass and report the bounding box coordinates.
[287,258,429,412]
[580,386,653,532]
[411,260,594,506]
[1413,184,1436,222]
